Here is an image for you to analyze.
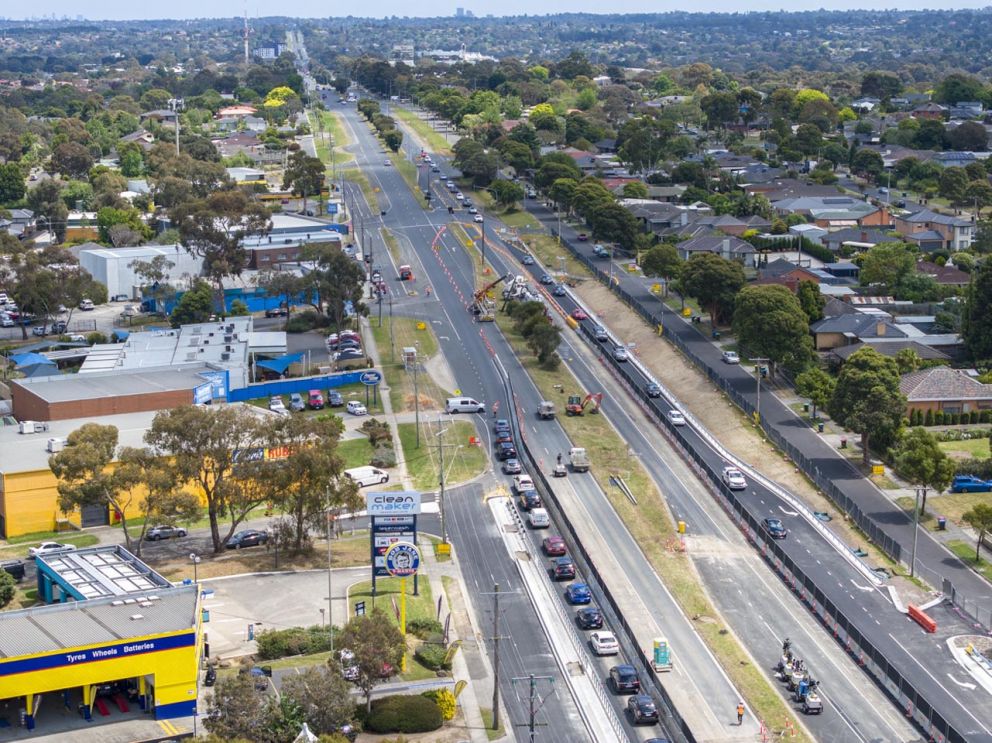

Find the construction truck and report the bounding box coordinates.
[568,447,590,473]
[472,274,508,322]
[565,393,603,416]
[537,400,556,419]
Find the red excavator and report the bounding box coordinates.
[565,393,603,416]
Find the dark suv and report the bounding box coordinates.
[609,664,640,694]
[225,530,270,549]
[518,490,542,511]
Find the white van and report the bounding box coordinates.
[78,298,94,311]
[528,508,550,529]
[445,397,484,414]
[344,466,390,487]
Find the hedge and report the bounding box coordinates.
[366,694,443,733]
[906,410,992,427]
[255,625,335,660]
[414,643,451,671]
[422,689,456,721]
[953,458,992,479]
[407,618,443,640]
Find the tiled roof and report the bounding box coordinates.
[899,209,972,227]
[677,235,755,255]
[833,340,949,361]
[900,366,992,401]
[811,314,907,339]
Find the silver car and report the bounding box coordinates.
[612,346,629,362]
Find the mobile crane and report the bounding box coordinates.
[472,274,508,322]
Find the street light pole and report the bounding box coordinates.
[413,344,421,448]
[752,358,769,425]
[189,553,200,584]
[911,488,924,578]
[326,510,335,657]
[480,217,486,267]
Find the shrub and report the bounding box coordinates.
[87,331,108,345]
[422,689,456,721]
[366,695,443,734]
[925,409,934,426]
[971,412,979,424]
[370,444,397,468]
[983,411,992,424]
[935,412,945,425]
[407,617,443,640]
[255,625,335,660]
[414,643,450,671]
[953,458,992,479]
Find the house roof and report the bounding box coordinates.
[833,340,950,361]
[899,209,972,227]
[810,314,908,339]
[823,227,901,247]
[900,366,992,402]
[903,230,946,243]
[917,260,970,285]
[676,235,755,255]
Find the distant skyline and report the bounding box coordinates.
[5,0,992,22]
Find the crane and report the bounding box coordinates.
[565,393,603,416]
[472,274,509,322]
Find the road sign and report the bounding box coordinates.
[355,601,366,616]
[360,370,383,386]
[384,542,421,578]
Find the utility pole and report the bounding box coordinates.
[511,673,554,742]
[413,344,420,448]
[438,424,446,543]
[752,357,769,425]
[480,217,486,267]
[326,510,334,657]
[169,98,184,157]
[911,487,924,578]
[485,583,503,732]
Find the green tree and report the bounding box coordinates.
[50,141,94,179]
[587,202,639,250]
[490,179,525,209]
[732,285,815,377]
[383,129,403,152]
[0,162,25,204]
[851,149,884,181]
[204,673,279,742]
[895,348,922,373]
[300,243,367,330]
[962,504,992,561]
[527,322,562,369]
[796,280,825,322]
[339,608,406,713]
[892,427,955,515]
[640,243,683,289]
[282,150,325,215]
[129,254,176,314]
[828,347,906,464]
[859,243,916,291]
[947,121,988,152]
[280,666,356,736]
[967,180,992,218]
[119,143,144,178]
[861,71,903,99]
[170,280,214,327]
[963,256,992,360]
[933,73,985,105]
[549,178,577,211]
[622,181,649,199]
[679,252,745,325]
[939,167,970,205]
[0,569,15,609]
[97,206,151,245]
[795,366,836,420]
[48,424,198,556]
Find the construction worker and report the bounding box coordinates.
[736,701,745,726]
[425,286,432,297]
[491,402,498,417]
[556,452,562,465]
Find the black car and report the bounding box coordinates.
[327,391,344,407]
[225,530,270,549]
[553,284,567,297]
[496,442,517,461]
[502,458,522,475]
[576,606,603,629]
[609,664,640,694]
[763,517,788,539]
[627,694,660,724]
[645,383,662,398]
[1,559,25,582]
[51,321,67,333]
[518,490,542,511]
[552,556,576,580]
[539,274,554,285]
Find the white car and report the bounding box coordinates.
[473,214,484,223]
[28,541,76,558]
[67,334,86,342]
[268,396,289,415]
[513,475,535,493]
[0,316,12,328]
[722,466,747,491]
[722,351,740,364]
[668,409,687,426]
[589,631,620,656]
[346,400,368,416]
[455,192,464,200]
[612,346,629,362]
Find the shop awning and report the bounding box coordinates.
[255,352,304,374]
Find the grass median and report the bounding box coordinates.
[393,107,454,155]
[492,312,811,741]
[469,189,541,231]
[397,420,488,491]
[311,110,352,168]
[341,167,378,213]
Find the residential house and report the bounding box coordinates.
[851,97,882,112]
[3,209,35,237]
[833,340,950,363]
[140,109,178,126]
[916,260,970,288]
[745,179,838,201]
[646,185,686,203]
[931,151,977,168]
[119,129,155,151]
[217,105,257,118]
[595,139,618,153]
[911,103,947,121]
[695,214,749,236]
[901,366,992,416]
[890,94,931,111]
[676,236,757,267]
[754,258,823,292]
[822,228,901,252]
[789,223,828,242]
[212,132,264,161]
[809,313,908,351]
[894,209,974,251]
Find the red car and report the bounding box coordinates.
[571,308,588,321]
[577,233,589,241]
[543,536,566,556]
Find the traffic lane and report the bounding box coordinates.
[445,481,592,743]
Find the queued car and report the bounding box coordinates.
[571,308,588,321]
[576,606,604,630]
[542,536,567,556]
[493,418,511,435]
[722,466,748,491]
[521,255,535,266]
[551,556,576,580]
[609,664,641,693]
[28,542,76,558]
[593,325,609,342]
[722,350,740,364]
[496,442,517,460]
[473,214,484,223]
[225,530,270,549]
[539,274,554,285]
[145,525,188,541]
[763,517,788,539]
[645,383,662,398]
[612,346,629,362]
[590,630,619,655]
[627,694,660,724]
[502,458,522,475]
[576,233,589,241]
[565,582,592,605]
[668,409,686,426]
[518,490,542,511]
[346,401,368,416]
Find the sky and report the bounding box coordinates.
[7,0,992,21]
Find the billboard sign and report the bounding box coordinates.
[366,491,421,516]
[384,542,420,578]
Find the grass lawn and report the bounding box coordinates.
[946,540,992,581]
[341,167,379,213]
[491,311,811,741]
[380,226,402,266]
[311,110,352,168]
[938,438,990,460]
[480,708,504,741]
[918,491,992,525]
[397,421,488,491]
[393,107,454,155]
[338,437,375,469]
[369,317,448,414]
[468,189,541,231]
[894,496,939,530]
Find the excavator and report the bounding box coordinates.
[565,393,603,416]
[472,274,508,322]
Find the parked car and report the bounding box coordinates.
[552,556,576,580]
[32,326,47,336]
[225,530,270,549]
[627,694,660,724]
[289,393,306,412]
[722,351,740,364]
[346,401,368,416]
[145,525,188,541]
[269,396,288,415]
[590,631,619,655]
[51,321,67,333]
[576,606,604,629]
[763,517,788,539]
[609,664,640,693]
[645,383,662,398]
[668,409,686,426]
[307,390,325,410]
[265,306,288,318]
[542,536,566,556]
[327,391,344,407]
[28,542,76,558]
[950,475,992,493]
[612,346,629,362]
[565,582,592,605]
[722,466,747,491]
[593,245,610,259]
[502,458,522,475]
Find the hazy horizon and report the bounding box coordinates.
[4,0,992,22]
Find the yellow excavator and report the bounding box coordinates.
[472,274,508,322]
